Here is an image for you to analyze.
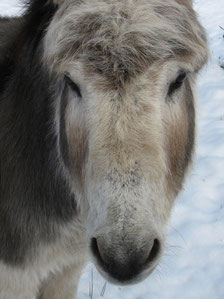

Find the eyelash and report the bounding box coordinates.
[64,75,82,98]
[168,72,186,97]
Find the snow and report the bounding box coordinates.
[0,0,223,298]
[0,0,23,16]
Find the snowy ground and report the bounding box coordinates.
[0,0,223,298]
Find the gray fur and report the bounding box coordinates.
[0,0,208,298]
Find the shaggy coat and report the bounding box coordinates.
[0,0,208,298]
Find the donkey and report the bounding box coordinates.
[0,0,208,298]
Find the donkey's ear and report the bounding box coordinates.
[175,0,192,9]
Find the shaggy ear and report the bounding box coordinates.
[175,0,192,9]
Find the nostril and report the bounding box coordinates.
[91,238,104,265]
[91,237,99,256]
[147,238,160,264]
[91,237,161,282]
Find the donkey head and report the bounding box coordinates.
[44,0,208,284]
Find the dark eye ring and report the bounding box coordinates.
[65,75,82,98]
[168,72,186,97]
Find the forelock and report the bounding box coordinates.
[44,0,208,87]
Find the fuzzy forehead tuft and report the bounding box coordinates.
[44,0,208,86]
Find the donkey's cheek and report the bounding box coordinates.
[165,87,195,195]
[63,98,88,185]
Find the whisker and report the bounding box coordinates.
[168,225,186,244]
[100,282,107,297]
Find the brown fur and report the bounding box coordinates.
[65,99,88,187]
[165,78,195,195]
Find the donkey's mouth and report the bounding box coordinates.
[90,237,161,285]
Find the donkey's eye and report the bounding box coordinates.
[65,75,82,98]
[168,72,186,97]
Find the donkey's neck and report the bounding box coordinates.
[0,1,78,266]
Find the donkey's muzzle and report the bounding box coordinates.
[90,237,161,284]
